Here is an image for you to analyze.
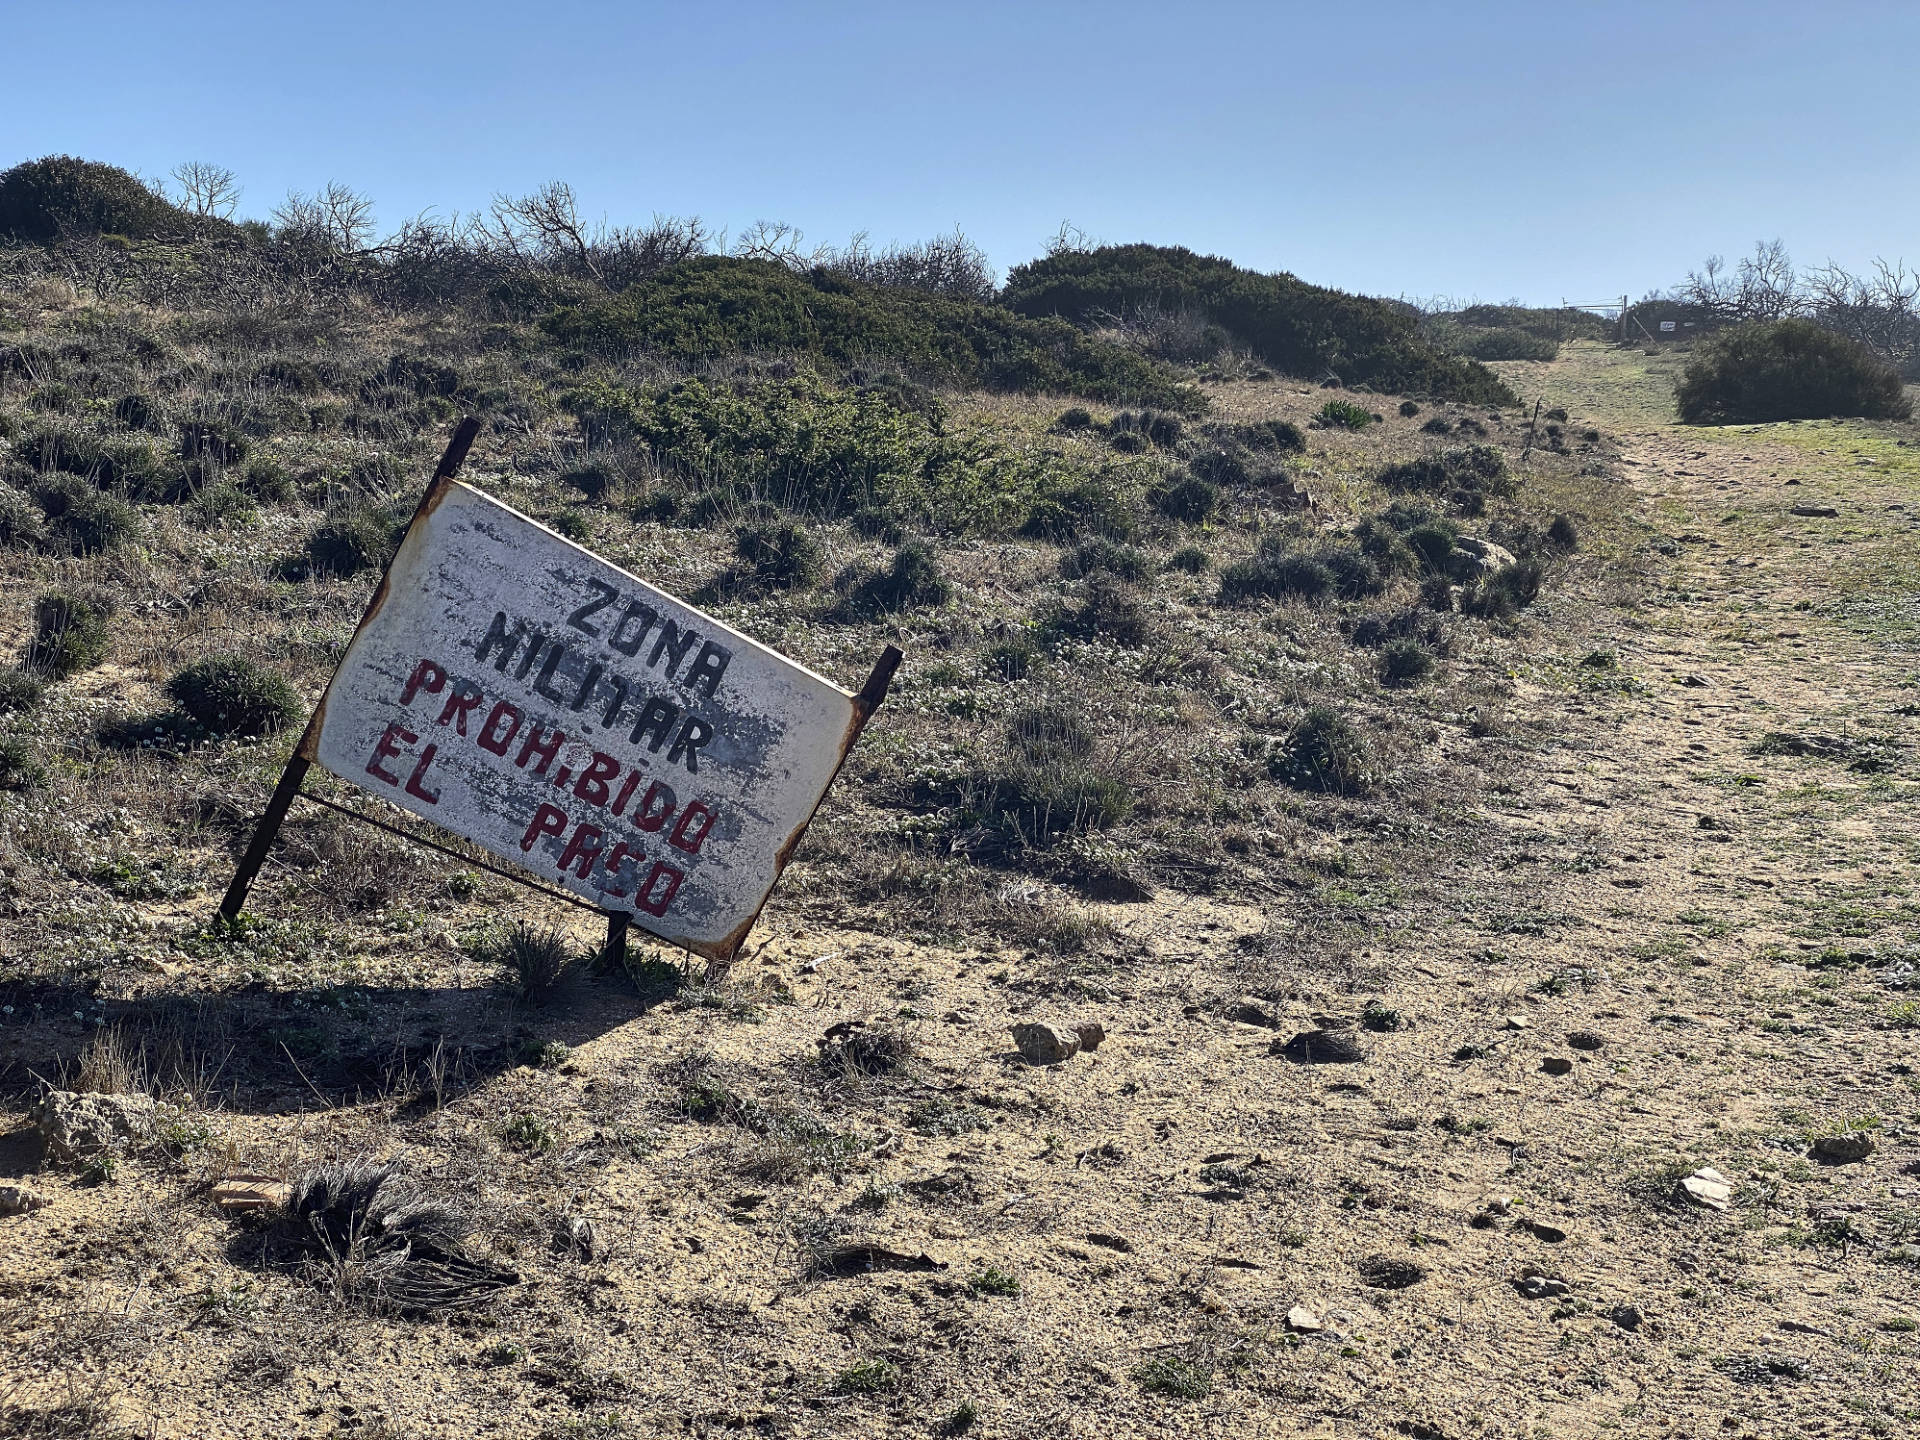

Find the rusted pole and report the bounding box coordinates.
[218,417,482,922]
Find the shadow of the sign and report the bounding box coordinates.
[0,964,681,1146]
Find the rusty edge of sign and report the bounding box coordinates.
[248,414,902,965]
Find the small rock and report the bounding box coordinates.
[1567,1031,1607,1051]
[1789,504,1839,518]
[1454,536,1519,576]
[1011,1022,1081,1066]
[30,1090,157,1161]
[1515,1274,1571,1300]
[1274,1029,1367,1065]
[211,1175,291,1211]
[1286,1305,1323,1333]
[0,1184,51,1216]
[1541,1056,1574,1076]
[1609,1304,1643,1331]
[1074,1023,1106,1053]
[1679,1166,1732,1210]
[1503,1015,1531,1031]
[1812,1132,1874,1164]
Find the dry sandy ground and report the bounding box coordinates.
[3,344,1918,1439]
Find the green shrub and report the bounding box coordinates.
[32,476,142,554]
[549,510,593,542]
[1238,418,1307,453]
[0,482,46,549]
[1675,319,1912,424]
[1547,514,1579,550]
[1317,398,1373,429]
[113,392,162,431]
[1398,400,1421,417]
[843,541,952,614]
[166,657,300,736]
[1269,706,1375,795]
[241,457,295,503]
[566,373,1107,537]
[1155,473,1219,523]
[26,591,110,678]
[297,506,402,578]
[1109,410,1183,447]
[488,921,574,1002]
[1003,244,1516,404]
[1055,406,1095,431]
[1376,444,1513,512]
[0,735,45,791]
[1380,639,1434,686]
[1132,1357,1212,1399]
[986,635,1039,681]
[0,668,45,714]
[1060,537,1150,582]
[1420,416,1453,435]
[734,519,823,589]
[1168,545,1210,573]
[1460,560,1544,621]
[1220,540,1333,603]
[0,155,193,242]
[969,702,1133,847]
[1404,521,1459,572]
[188,484,256,528]
[544,256,1203,412]
[834,1358,900,1395]
[1051,574,1152,647]
[1454,328,1559,362]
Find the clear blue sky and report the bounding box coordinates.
[5,1,1914,304]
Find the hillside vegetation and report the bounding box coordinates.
[1004,243,1519,403]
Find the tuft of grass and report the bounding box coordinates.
[833,1357,901,1395]
[1379,638,1434,687]
[1168,544,1210,574]
[25,590,110,678]
[488,922,574,1002]
[1268,706,1376,796]
[502,1112,558,1154]
[968,1265,1021,1297]
[1317,398,1374,430]
[166,657,301,736]
[1132,1356,1212,1399]
[735,519,824,589]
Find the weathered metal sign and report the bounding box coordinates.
[304,478,882,961]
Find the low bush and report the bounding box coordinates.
[26,590,110,678]
[1379,639,1434,686]
[1317,398,1373,430]
[1060,537,1150,582]
[1237,418,1307,453]
[734,519,823,589]
[489,922,574,1002]
[1547,514,1579,550]
[973,702,1134,848]
[1398,400,1421,417]
[1054,406,1095,432]
[32,475,142,554]
[0,155,194,242]
[1269,706,1375,795]
[841,541,952,615]
[0,735,45,790]
[167,657,301,736]
[1155,472,1219,523]
[544,256,1203,412]
[1375,443,1513,513]
[560,463,614,501]
[0,668,45,713]
[1109,409,1183,447]
[1051,574,1152,647]
[295,505,403,579]
[1674,318,1912,423]
[1003,244,1517,403]
[0,482,45,549]
[1460,559,1544,621]
[1420,416,1453,435]
[241,457,295,503]
[1220,539,1333,603]
[1168,545,1210,574]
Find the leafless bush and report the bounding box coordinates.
[1678,239,1800,324]
[171,162,240,220]
[1805,258,1920,378]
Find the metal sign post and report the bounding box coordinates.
[221,417,900,970]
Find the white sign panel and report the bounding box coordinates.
[311,480,871,960]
